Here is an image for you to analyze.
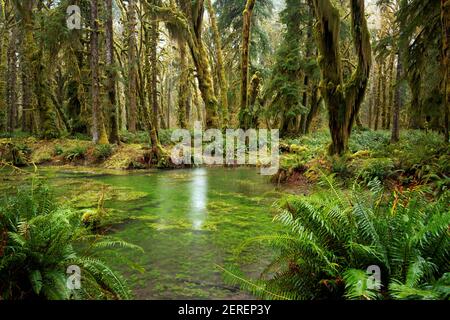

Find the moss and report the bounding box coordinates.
[103,144,147,169]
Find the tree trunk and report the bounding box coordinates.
[143,7,165,163]
[368,69,376,129]
[206,0,229,125]
[106,0,120,144]
[239,0,256,129]
[312,0,372,155]
[300,16,314,134]
[6,27,18,133]
[90,0,108,144]
[304,86,322,134]
[177,40,189,128]
[391,51,403,143]
[152,3,219,128]
[0,11,6,133]
[17,1,36,134]
[381,61,387,129]
[374,62,383,131]
[127,0,138,133]
[441,0,450,141]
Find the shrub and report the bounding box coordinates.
[0,183,142,300]
[349,130,390,153]
[358,158,394,183]
[119,131,150,144]
[54,145,64,156]
[93,144,114,161]
[64,145,87,161]
[159,129,176,146]
[71,133,91,141]
[224,176,450,300]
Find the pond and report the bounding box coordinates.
[13,167,284,300]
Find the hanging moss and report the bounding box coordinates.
[312,0,372,155]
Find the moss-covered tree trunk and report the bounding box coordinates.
[386,53,395,130]
[143,5,165,164]
[152,2,219,128]
[239,0,256,130]
[300,15,314,134]
[106,0,120,144]
[15,1,36,134]
[391,51,403,142]
[312,0,372,155]
[304,86,322,134]
[90,0,108,144]
[177,40,189,128]
[6,27,17,133]
[381,61,388,129]
[189,27,220,129]
[441,0,450,141]
[0,5,6,133]
[127,0,138,133]
[206,0,228,125]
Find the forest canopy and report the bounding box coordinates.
[0,0,448,156]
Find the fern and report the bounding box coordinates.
[0,183,142,300]
[221,174,450,300]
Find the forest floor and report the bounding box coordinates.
[0,129,448,193]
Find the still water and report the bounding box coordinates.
[36,167,283,299]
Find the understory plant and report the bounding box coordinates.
[0,183,143,300]
[223,176,449,300]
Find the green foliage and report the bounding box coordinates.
[93,144,113,161]
[358,158,394,183]
[264,0,319,136]
[63,145,87,161]
[158,129,177,146]
[349,130,391,153]
[0,183,142,300]
[224,176,450,300]
[215,0,273,63]
[53,145,64,156]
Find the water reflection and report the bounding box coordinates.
[189,168,208,230]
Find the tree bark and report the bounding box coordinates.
[441,0,450,141]
[127,0,138,133]
[6,27,18,133]
[239,0,257,130]
[312,0,372,155]
[143,5,165,163]
[151,3,219,128]
[206,0,229,125]
[0,6,6,133]
[304,86,322,134]
[90,0,108,144]
[391,51,403,143]
[106,0,120,144]
[374,62,383,131]
[177,40,189,128]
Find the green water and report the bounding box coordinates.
[31,167,283,300]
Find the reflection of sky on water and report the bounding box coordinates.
[189,168,208,230]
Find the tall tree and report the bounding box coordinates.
[127,0,138,132]
[0,1,8,132]
[143,1,165,163]
[239,0,257,130]
[153,1,220,128]
[312,0,372,155]
[441,0,450,141]
[106,0,120,144]
[206,0,228,125]
[6,27,17,133]
[90,0,109,144]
